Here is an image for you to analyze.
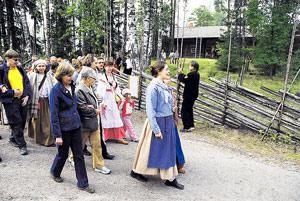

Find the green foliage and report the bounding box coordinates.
[51,0,73,57]
[191,5,226,26]
[191,6,215,26]
[151,58,300,94]
[246,0,298,76]
[67,0,107,55]
[216,0,249,73]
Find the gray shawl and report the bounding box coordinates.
[28,72,54,118]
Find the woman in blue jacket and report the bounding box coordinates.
[49,62,94,193]
[131,61,184,190]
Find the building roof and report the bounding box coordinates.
[174,26,252,39]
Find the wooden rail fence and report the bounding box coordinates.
[115,70,300,142]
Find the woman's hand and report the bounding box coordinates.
[55,137,63,146]
[112,81,117,89]
[172,106,178,113]
[155,132,163,139]
[95,109,101,115]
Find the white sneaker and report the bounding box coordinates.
[68,157,74,167]
[187,127,195,132]
[95,166,111,175]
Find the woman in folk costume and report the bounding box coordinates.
[100,61,128,145]
[27,59,54,146]
[130,61,184,190]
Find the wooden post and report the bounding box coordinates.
[180,0,187,58]
[222,0,232,125]
[195,37,198,58]
[138,73,143,110]
[261,9,299,141]
[199,37,202,58]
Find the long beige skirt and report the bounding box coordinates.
[28,98,54,146]
[132,119,178,180]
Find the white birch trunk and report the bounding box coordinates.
[41,0,51,56]
[142,0,154,69]
[19,0,32,57]
[127,0,140,70]
[156,0,163,61]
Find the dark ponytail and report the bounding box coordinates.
[150,61,166,77]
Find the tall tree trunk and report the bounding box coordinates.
[78,16,83,55]
[142,0,155,68]
[40,0,47,55]
[109,0,113,57]
[169,0,176,52]
[123,0,128,55]
[1,0,8,50]
[45,0,51,56]
[33,16,37,56]
[156,0,163,61]
[5,0,17,49]
[127,0,139,69]
[19,0,32,57]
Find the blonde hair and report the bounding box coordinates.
[55,62,75,82]
[72,59,82,69]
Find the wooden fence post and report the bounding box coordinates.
[138,72,143,110]
[222,1,233,125]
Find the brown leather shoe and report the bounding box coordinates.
[118,139,129,145]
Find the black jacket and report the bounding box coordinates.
[178,71,200,101]
[0,62,32,103]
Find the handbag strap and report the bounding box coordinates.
[38,74,47,91]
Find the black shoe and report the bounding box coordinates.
[180,128,191,133]
[165,179,184,190]
[50,173,64,183]
[83,147,92,156]
[103,154,115,160]
[78,186,95,194]
[0,135,2,140]
[20,147,28,155]
[130,170,148,182]
[0,157,2,162]
[9,140,19,148]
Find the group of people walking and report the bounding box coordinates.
[0,49,200,193]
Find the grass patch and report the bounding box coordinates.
[149,58,300,94]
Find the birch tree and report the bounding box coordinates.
[19,0,33,57]
[126,0,140,69]
[44,0,51,56]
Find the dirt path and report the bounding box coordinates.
[0,111,300,201]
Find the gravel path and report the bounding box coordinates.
[0,111,300,201]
